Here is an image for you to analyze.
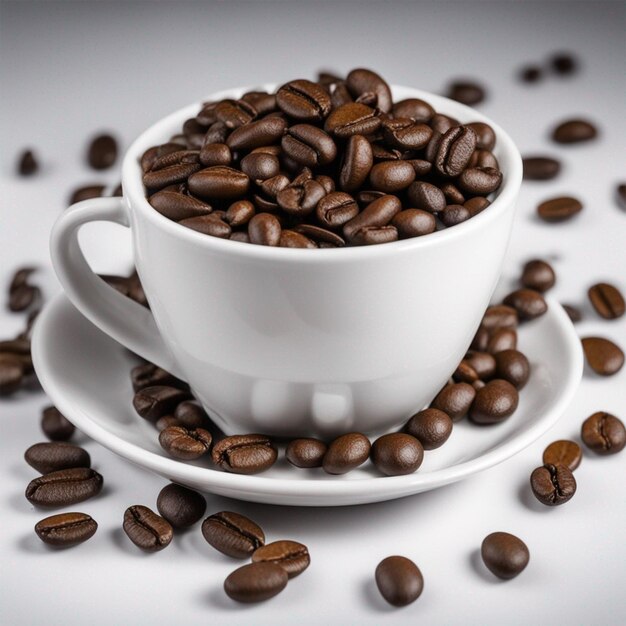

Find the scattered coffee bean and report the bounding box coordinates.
[431,382,475,421]
[24,442,90,475]
[537,196,583,222]
[503,289,548,321]
[322,432,371,474]
[562,303,582,323]
[69,184,106,205]
[375,556,424,607]
[18,149,38,176]
[542,440,582,471]
[446,80,485,105]
[522,156,561,180]
[464,350,497,380]
[530,463,576,506]
[481,532,529,580]
[25,467,103,507]
[404,408,453,450]
[494,350,530,389]
[550,52,578,75]
[159,425,212,460]
[453,360,479,383]
[212,434,277,474]
[224,562,288,603]
[132,385,191,422]
[0,353,24,395]
[616,184,626,210]
[87,133,118,169]
[588,282,625,320]
[35,512,97,547]
[371,433,424,476]
[41,406,75,441]
[481,305,518,332]
[581,336,624,376]
[520,259,555,292]
[552,119,597,144]
[252,540,310,578]
[123,505,173,551]
[469,379,519,425]
[202,511,265,558]
[285,438,327,468]
[486,328,518,354]
[519,65,542,83]
[156,483,207,528]
[581,412,625,455]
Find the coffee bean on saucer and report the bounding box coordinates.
[486,328,517,354]
[542,440,582,471]
[480,305,518,332]
[588,283,625,319]
[581,337,624,376]
[617,184,626,210]
[322,432,371,474]
[404,409,452,450]
[481,532,529,580]
[522,156,561,181]
[503,289,547,321]
[159,426,212,460]
[130,362,187,393]
[446,80,485,105]
[26,467,103,507]
[69,184,106,205]
[41,406,75,441]
[519,65,542,83]
[224,562,288,603]
[581,412,625,455]
[537,196,583,222]
[375,556,424,607]
[562,304,582,323]
[172,401,208,428]
[464,351,496,380]
[469,379,519,425]
[252,540,310,578]
[530,463,576,506]
[453,361,479,383]
[87,133,118,169]
[123,505,173,551]
[133,385,191,422]
[371,433,424,476]
[286,438,327,468]
[156,483,207,528]
[552,119,597,144]
[494,350,530,389]
[35,512,97,547]
[550,52,578,75]
[431,382,475,422]
[202,511,265,558]
[17,149,38,175]
[24,442,90,475]
[520,259,555,292]
[212,434,277,474]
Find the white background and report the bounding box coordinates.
[1,1,625,624]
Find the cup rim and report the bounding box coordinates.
[122,83,522,262]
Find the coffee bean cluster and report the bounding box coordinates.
[140,68,504,248]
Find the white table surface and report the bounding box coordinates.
[1,1,624,625]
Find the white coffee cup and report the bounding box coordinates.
[51,85,522,437]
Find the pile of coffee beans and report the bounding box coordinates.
[140,68,504,247]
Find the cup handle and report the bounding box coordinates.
[50,196,183,378]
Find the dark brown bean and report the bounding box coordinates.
[285,438,327,468]
[588,283,625,320]
[343,194,401,244]
[279,230,317,248]
[140,143,186,172]
[25,468,103,507]
[530,463,576,506]
[464,351,497,380]
[429,113,460,134]
[382,117,432,150]
[543,440,583,471]
[240,152,280,180]
[149,190,212,221]
[226,200,255,227]
[519,65,542,83]
[439,182,465,205]
[503,289,548,320]
[212,434,278,474]
[494,349,530,389]
[226,117,287,151]
[486,328,518,354]
[69,184,106,205]
[123,505,173,551]
[468,149,499,170]
[202,511,265,558]
[521,259,556,292]
[340,135,373,192]
[180,215,232,238]
[481,532,529,580]
[431,382,475,421]
[0,355,24,395]
[188,166,250,200]
[392,209,436,238]
[369,161,416,193]
[248,213,282,246]
[371,433,424,476]
[277,178,326,217]
[18,149,38,175]
[132,385,191,422]
[581,412,625,455]
[392,98,435,122]
[281,124,337,167]
[324,103,381,138]
[522,156,561,181]
[617,184,626,210]
[199,142,232,167]
[8,284,40,312]
[87,134,117,170]
[25,442,90,475]
[215,99,257,129]
[41,406,75,441]
[159,426,212,460]
[407,181,446,213]
[551,52,578,75]
[466,122,496,151]
[252,540,310,578]
[375,556,424,607]
[224,562,288,603]
[464,196,491,216]
[435,126,477,177]
[241,91,278,115]
[453,361,479,383]
[404,408,453,450]
[537,196,583,222]
[131,363,187,393]
[316,192,359,228]
[35,512,97,547]
[276,79,331,121]
[562,303,582,323]
[469,379,519,424]
[552,119,597,144]
[481,305,519,331]
[346,68,392,112]
[457,167,502,195]
[292,224,346,247]
[323,432,371,474]
[440,204,471,227]
[582,337,624,376]
[446,81,485,105]
[156,483,207,528]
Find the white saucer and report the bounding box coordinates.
[32,293,583,506]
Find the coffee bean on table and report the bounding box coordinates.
[286,438,327,468]
[87,133,118,169]
[581,337,624,376]
[322,432,371,474]
[0,355,24,395]
[550,52,578,75]
[159,426,212,460]
[486,328,518,354]
[35,512,97,547]
[469,379,519,425]
[252,540,310,578]
[494,350,530,389]
[520,259,556,292]
[202,511,265,558]
[431,382,475,422]
[537,196,583,222]
[371,433,424,476]
[69,184,106,205]
[132,385,191,422]
[24,442,90,475]
[530,463,576,506]
[581,412,625,455]
[562,303,582,323]
[224,562,288,603]
[588,282,625,319]
[446,80,485,105]
[25,467,103,507]
[404,408,453,450]
[342,194,401,245]
[522,156,561,181]
[617,184,626,210]
[519,65,542,83]
[41,406,75,441]
[552,119,597,144]
[375,556,424,607]
[123,505,173,551]
[503,289,548,321]
[156,483,207,528]
[18,149,38,176]
[8,284,40,312]
[212,434,278,474]
[542,440,582,470]
[481,532,529,580]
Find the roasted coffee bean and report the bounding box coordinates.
[199,142,232,167]
[382,117,432,150]
[522,156,561,180]
[25,442,90,475]
[123,505,173,551]
[581,412,625,455]
[453,361,479,383]
[241,91,277,115]
[464,350,497,380]
[562,303,582,323]
[156,483,206,528]
[440,204,471,227]
[132,385,191,422]
[407,181,446,213]
[140,143,185,172]
[69,184,106,205]
[368,161,415,193]
[188,166,249,200]
[277,179,326,216]
[35,512,97,547]
[0,355,24,395]
[322,432,371,474]
[406,158,432,177]
[215,99,257,129]
[392,98,435,122]
[481,305,518,331]
[530,463,576,506]
[224,562,288,603]
[339,135,373,192]
[537,196,583,222]
[588,282,625,319]
[503,289,548,321]
[617,184,626,210]
[470,328,490,352]
[582,337,624,376]
[439,182,465,205]
[435,126,477,177]
[130,363,186,393]
[87,133,117,170]
[468,149,499,170]
[25,468,103,507]
[286,438,327,468]
[324,102,381,138]
[252,540,310,578]
[521,259,556,292]
[230,232,251,243]
[212,434,278,474]
[464,196,490,216]
[203,121,229,144]
[457,167,502,195]
[494,350,530,389]
[276,79,331,121]
[202,511,265,558]
[481,532,529,580]
[248,213,282,246]
[371,433,424,476]
[343,194,401,245]
[543,440,582,471]
[316,174,335,194]
[551,52,578,75]
[226,117,287,151]
[159,426,212,460]
[18,149,38,175]
[41,406,75,441]
[240,152,280,180]
[292,224,346,247]
[552,119,597,144]
[469,379,519,424]
[446,80,485,105]
[429,113,459,134]
[180,215,232,238]
[149,190,212,221]
[8,284,39,312]
[279,230,317,248]
[404,408,453,450]
[487,328,518,354]
[346,68,392,113]
[329,81,353,108]
[375,556,424,607]
[431,382,475,421]
[392,209,436,238]
[143,164,201,192]
[371,144,402,161]
[183,118,209,147]
[466,122,496,151]
[281,124,337,167]
[316,192,359,228]
[226,200,255,227]
[520,65,542,83]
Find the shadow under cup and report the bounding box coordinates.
[124,86,522,438]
